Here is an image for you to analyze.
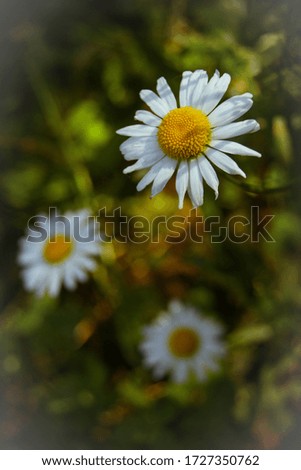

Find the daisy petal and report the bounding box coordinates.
[140,89,170,117]
[194,365,206,382]
[151,157,177,197]
[123,161,149,174]
[186,70,205,106]
[120,136,153,154]
[197,156,219,198]
[18,241,43,265]
[211,140,261,157]
[35,283,47,297]
[123,150,164,174]
[136,159,167,191]
[63,275,77,291]
[188,159,204,207]
[156,77,177,110]
[71,264,88,283]
[169,299,183,314]
[48,268,63,297]
[123,148,163,166]
[75,255,97,272]
[212,119,260,139]
[137,145,165,160]
[201,72,231,114]
[179,71,192,107]
[120,136,158,160]
[152,363,168,379]
[134,110,162,126]
[191,70,208,107]
[173,362,188,383]
[175,160,189,209]
[63,262,81,290]
[208,93,253,126]
[205,147,246,177]
[116,124,158,137]
[22,264,47,291]
[197,70,220,110]
[78,241,100,256]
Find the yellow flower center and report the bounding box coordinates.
[168,327,200,358]
[43,234,74,264]
[158,106,211,159]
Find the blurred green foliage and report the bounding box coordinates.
[0,0,301,450]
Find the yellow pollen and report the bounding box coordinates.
[158,106,211,159]
[168,327,200,358]
[43,234,74,264]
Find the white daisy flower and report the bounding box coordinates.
[140,300,225,383]
[18,209,102,297]
[117,69,261,208]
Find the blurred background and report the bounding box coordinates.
[0,0,301,450]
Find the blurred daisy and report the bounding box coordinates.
[117,69,261,208]
[140,300,225,383]
[18,209,101,297]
